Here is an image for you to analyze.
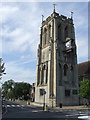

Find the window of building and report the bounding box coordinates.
[64,64,68,76]
[71,65,73,72]
[37,67,40,85]
[59,63,62,85]
[41,69,44,84]
[65,26,68,39]
[65,89,70,96]
[44,28,47,45]
[49,24,51,38]
[41,65,45,84]
[40,89,44,96]
[58,24,62,40]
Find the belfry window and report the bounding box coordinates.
[49,25,51,38]
[65,26,68,39]
[64,64,68,76]
[44,28,47,45]
[38,67,40,85]
[58,24,62,40]
[71,65,73,72]
[42,65,45,84]
[59,63,62,85]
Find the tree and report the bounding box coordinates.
[13,82,32,100]
[2,80,32,100]
[79,78,90,100]
[2,79,15,99]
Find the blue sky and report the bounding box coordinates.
[0,2,88,84]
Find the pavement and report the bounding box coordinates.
[10,99,90,111]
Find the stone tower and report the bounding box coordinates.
[35,8,79,107]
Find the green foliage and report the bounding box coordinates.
[2,79,15,99]
[2,80,32,100]
[79,78,90,99]
[13,82,31,100]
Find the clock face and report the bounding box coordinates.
[66,41,71,49]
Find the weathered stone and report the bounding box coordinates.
[35,10,79,107]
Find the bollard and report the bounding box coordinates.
[59,103,62,108]
[44,104,46,111]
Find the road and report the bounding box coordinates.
[2,100,90,120]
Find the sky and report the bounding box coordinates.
[0,2,88,85]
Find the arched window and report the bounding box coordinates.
[42,65,45,84]
[44,28,47,45]
[71,65,73,72]
[39,67,41,85]
[71,65,74,84]
[58,24,62,40]
[64,64,68,76]
[65,26,68,40]
[49,24,51,38]
[59,63,62,85]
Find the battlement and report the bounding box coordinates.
[42,12,73,27]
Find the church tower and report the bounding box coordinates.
[35,7,79,107]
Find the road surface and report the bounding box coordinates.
[2,100,90,120]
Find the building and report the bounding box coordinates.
[35,7,79,107]
[78,61,90,82]
[78,61,90,105]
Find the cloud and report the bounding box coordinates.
[0,4,19,23]
[0,0,89,2]
[0,2,88,84]
[0,40,2,57]
[1,3,40,56]
[2,27,33,53]
[76,36,88,63]
[2,61,36,84]
[12,54,37,65]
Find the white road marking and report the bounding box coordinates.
[6,104,26,108]
[21,105,24,107]
[12,105,15,107]
[79,111,83,113]
[65,114,73,117]
[32,110,38,112]
[16,105,20,107]
[79,114,88,116]
[7,105,10,107]
[78,116,88,119]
